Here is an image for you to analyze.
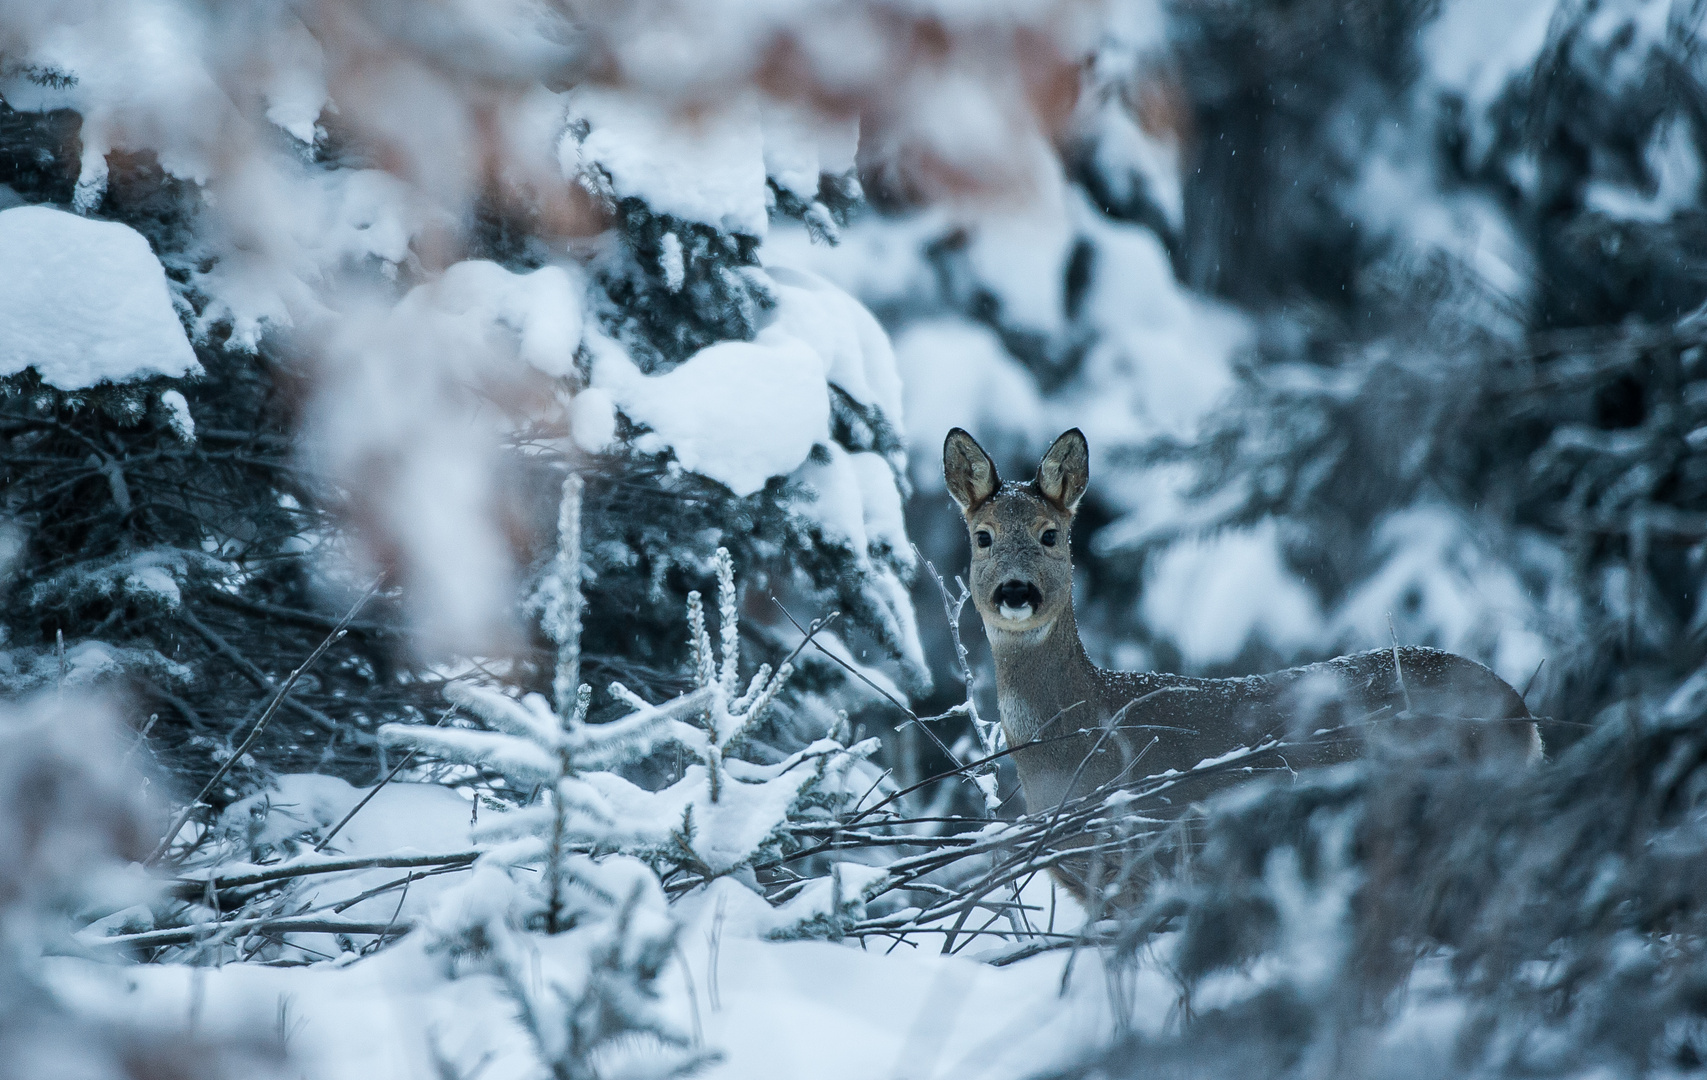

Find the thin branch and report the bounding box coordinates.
[313,705,459,853]
[199,588,394,638]
[772,597,963,768]
[174,606,341,732]
[1388,613,1413,713]
[1521,658,1547,704]
[772,598,918,719]
[778,609,843,670]
[843,726,1090,826]
[170,849,484,897]
[148,578,385,864]
[89,917,414,952]
[918,552,999,757]
[328,863,473,914]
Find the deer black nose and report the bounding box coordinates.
[995,580,1041,609]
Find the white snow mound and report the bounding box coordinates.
[595,329,830,497]
[566,89,769,237]
[0,206,201,389]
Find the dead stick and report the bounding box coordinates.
[171,849,484,897]
[148,578,384,864]
[314,704,458,853]
[91,917,414,951]
[175,607,340,732]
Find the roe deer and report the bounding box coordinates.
[944,427,1541,840]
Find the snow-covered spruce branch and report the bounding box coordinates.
[357,547,886,1077]
[380,546,879,902]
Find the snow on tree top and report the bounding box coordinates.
[586,267,906,498]
[0,206,201,390]
[564,91,863,240]
[566,88,770,237]
[594,326,830,498]
[766,266,904,424]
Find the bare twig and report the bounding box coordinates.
[89,916,415,951]
[199,588,394,638]
[844,725,1090,826]
[918,551,1001,757]
[328,863,473,914]
[778,609,843,669]
[119,713,160,768]
[175,606,341,732]
[940,724,1122,956]
[1521,658,1547,704]
[808,722,1394,953]
[1388,613,1412,713]
[774,599,981,796]
[314,705,459,853]
[148,577,385,865]
[170,849,485,898]
[771,600,918,720]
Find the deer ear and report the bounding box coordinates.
[943,428,1000,514]
[1037,429,1089,513]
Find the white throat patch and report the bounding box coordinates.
[988,619,1054,648]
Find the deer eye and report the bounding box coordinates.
[1041,529,1059,547]
[975,530,993,549]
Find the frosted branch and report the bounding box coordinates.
[545,472,586,722]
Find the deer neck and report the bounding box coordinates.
[985,606,1100,746]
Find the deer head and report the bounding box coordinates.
[943,428,1088,637]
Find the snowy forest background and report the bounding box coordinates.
[5,0,1707,1076]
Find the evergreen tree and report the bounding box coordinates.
[546,95,925,750]
[0,102,434,791]
[0,28,926,823]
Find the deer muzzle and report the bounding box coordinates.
[994,579,1043,621]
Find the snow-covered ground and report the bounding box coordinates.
[51,898,1125,1080]
[51,773,1137,1080]
[39,768,1492,1079]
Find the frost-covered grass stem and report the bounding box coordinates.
[924,555,1001,758]
[547,472,586,721]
